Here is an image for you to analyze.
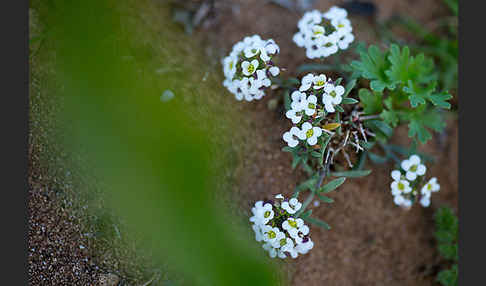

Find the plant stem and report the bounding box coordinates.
[298,167,328,217]
[359,114,381,121]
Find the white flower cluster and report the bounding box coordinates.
[390,154,440,208]
[283,73,344,147]
[250,194,314,259]
[293,6,354,59]
[222,35,281,101]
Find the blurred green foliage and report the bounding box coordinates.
[30,0,280,285]
[379,0,458,93]
[434,207,458,286]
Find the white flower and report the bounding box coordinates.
[323,6,348,20]
[262,242,277,258]
[280,238,298,258]
[269,66,280,76]
[294,7,353,59]
[301,122,322,145]
[223,35,280,101]
[393,194,405,206]
[312,74,327,89]
[281,198,302,214]
[223,56,237,79]
[322,83,344,112]
[421,177,440,195]
[249,201,274,225]
[390,170,412,195]
[302,95,318,116]
[293,32,306,47]
[401,155,426,181]
[295,238,314,254]
[290,90,307,109]
[283,126,305,147]
[262,225,284,245]
[241,59,259,76]
[332,18,353,36]
[275,194,284,200]
[252,223,264,242]
[299,73,315,91]
[316,33,339,57]
[282,217,305,237]
[337,32,354,50]
[419,195,431,207]
[292,224,310,243]
[286,107,303,124]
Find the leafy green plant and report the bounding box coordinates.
[350,44,452,144]
[434,207,458,286]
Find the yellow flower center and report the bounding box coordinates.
[308,103,316,109]
[410,165,418,172]
[288,220,298,228]
[398,182,405,191]
[306,129,314,138]
[427,184,432,190]
[330,91,336,98]
[247,64,255,74]
[229,61,234,70]
[280,238,287,246]
[313,26,324,35]
[338,24,344,28]
[267,230,276,239]
[316,80,325,86]
[264,210,271,218]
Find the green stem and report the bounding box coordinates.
[297,166,328,217]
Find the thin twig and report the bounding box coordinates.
[359,123,368,142]
[343,150,353,168]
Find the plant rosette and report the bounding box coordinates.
[293,6,354,59]
[390,154,440,209]
[250,194,314,259]
[222,34,281,101]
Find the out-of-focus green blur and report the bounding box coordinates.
[34,0,278,284]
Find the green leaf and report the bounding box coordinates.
[330,170,372,178]
[318,177,346,193]
[317,194,334,203]
[296,63,339,73]
[380,109,400,127]
[365,119,393,138]
[300,209,313,219]
[319,134,332,166]
[283,90,291,111]
[291,154,302,169]
[294,175,319,196]
[303,216,331,230]
[403,80,436,108]
[437,265,458,286]
[359,88,383,115]
[350,45,395,92]
[343,78,357,97]
[360,140,375,150]
[385,44,435,85]
[368,152,387,164]
[341,97,359,104]
[408,109,445,144]
[282,146,296,153]
[428,91,452,109]
[311,151,321,158]
[335,105,344,112]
